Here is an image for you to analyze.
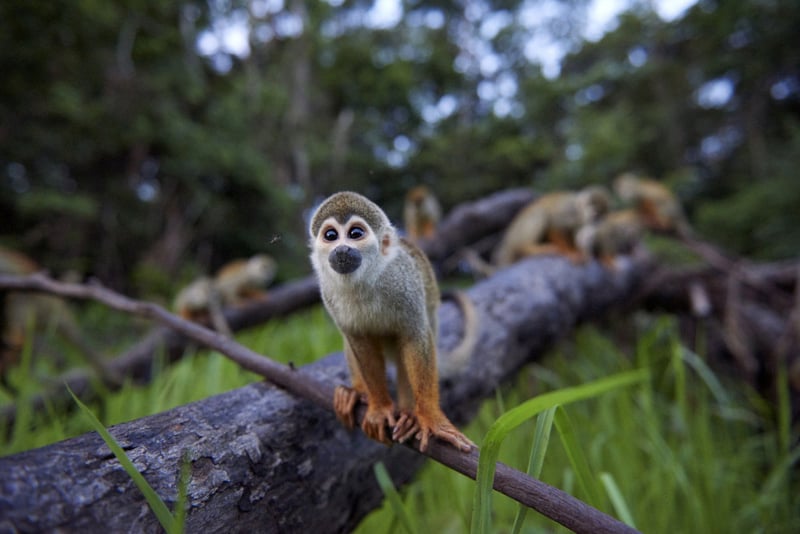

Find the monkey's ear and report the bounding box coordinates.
[380,233,392,255]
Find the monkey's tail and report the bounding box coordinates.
[438,290,480,378]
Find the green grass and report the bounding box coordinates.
[2,309,798,534]
[471,369,647,533]
[0,306,340,455]
[357,318,800,533]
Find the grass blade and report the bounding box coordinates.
[510,406,556,534]
[67,385,178,533]
[471,369,648,534]
[670,337,687,425]
[174,450,191,532]
[600,472,636,528]
[553,407,603,507]
[373,461,415,534]
[680,347,730,405]
[776,361,790,456]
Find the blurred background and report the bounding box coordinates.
[2,3,799,531]
[1,0,798,297]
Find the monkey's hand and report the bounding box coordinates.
[413,412,475,453]
[333,386,397,445]
[361,402,397,445]
[333,385,364,430]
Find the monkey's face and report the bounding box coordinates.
[312,215,382,278]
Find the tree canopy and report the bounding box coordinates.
[1,0,798,293]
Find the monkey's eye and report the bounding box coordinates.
[323,228,338,241]
[348,226,365,240]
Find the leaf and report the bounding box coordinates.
[510,407,555,534]
[554,407,603,508]
[373,461,415,534]
[600,472,637,528]
[471,369,648,534]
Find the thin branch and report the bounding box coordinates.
[0,272,637,533]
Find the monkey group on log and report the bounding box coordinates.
[0,180,800,438]
[400,179,797,420]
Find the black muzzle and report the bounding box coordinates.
[329,245,362,274]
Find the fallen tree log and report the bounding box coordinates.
[637,259,800,415]
[0,254,642,533]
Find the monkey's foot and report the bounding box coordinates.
[415,414,475,453]
[362,404,397,445]
[392,412,419,444]
[333,386,364,430]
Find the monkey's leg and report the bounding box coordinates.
[344,335,397,445]
[640,200,668,231]
[334,337,368,429]
[514,242,563,259]
[420,221,436,239]
[399,335,474,452]
[392,355,419,443]
[237,288,268,302]
[547,229,584,263]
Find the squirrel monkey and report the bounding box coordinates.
[173,254,276,334]
[172,276,232,336]
[213,254,276,307]
[309,191,475,452]
[613,173,691,237]
[403,185,442,242]
[576,209,644,268]
[0,246,119,385]
[492,185,611,267]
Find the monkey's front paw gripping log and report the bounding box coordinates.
[362,404,397,445]
[333,385,363,429]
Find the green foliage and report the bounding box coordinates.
[2,0,799,287]
[373,462,416,534]
[510,406,555,534]
[0,306,339,455]
[471,370,646,533]
[358,320,800,533]
[696,145,800,260]
[4,308,799,532]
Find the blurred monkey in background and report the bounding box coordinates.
[403,186,442,243]
[576,209,645,268]
[492,185,611,267]
[614,173,691,237]
[173,254,276,335]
